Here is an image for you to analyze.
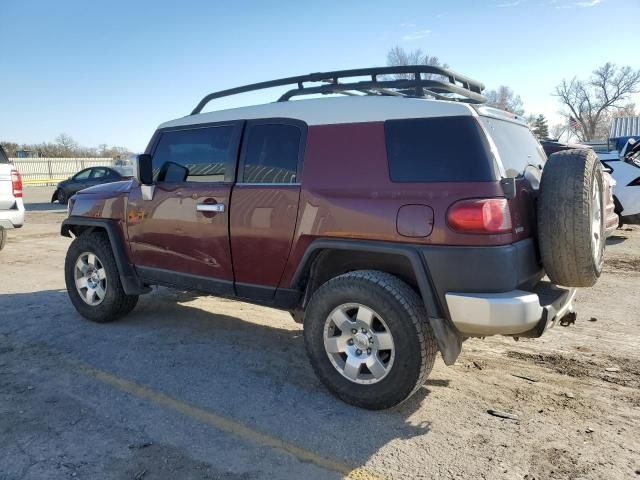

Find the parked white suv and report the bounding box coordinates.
[0,146,24,250]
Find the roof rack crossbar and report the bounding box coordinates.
[276,78,486,103]
[190,65,486,115]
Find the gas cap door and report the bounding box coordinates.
[396,204,434,238]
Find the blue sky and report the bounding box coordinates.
[1,0,638,152]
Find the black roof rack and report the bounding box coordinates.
[191,66,486,115]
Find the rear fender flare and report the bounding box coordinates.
[291,239,462,365]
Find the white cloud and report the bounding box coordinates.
[400,22,416,28]
[494,0,523,7]
[575,0,601,6]
[402,30,432,41]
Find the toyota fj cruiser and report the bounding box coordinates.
[61,67,607,409]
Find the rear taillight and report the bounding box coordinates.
[447,198,512,234]
[627,177,640,186]
[11,169,22,198]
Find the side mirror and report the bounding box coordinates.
[135,154,155,201]
[137,154,154,185]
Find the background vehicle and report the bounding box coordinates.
[598,136,640,226]
[541,139,618,235]
[52,166,127,204]
[60,66,607,409]
[0,145,24,251]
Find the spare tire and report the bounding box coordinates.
[537,148,605,287]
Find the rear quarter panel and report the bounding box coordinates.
[280,122,526,287]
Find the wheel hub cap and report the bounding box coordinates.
[353,332,369,350]
[74,252,107,306]
[323,303,395,385]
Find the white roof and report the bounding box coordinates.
[159,96,477,129]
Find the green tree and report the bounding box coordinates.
[531,114,549,139]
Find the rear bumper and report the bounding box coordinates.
[0,199,25,229]
[445,282,576,336]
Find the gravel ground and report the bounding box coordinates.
[0,187,639,480]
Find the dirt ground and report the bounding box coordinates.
[0,187,639,480]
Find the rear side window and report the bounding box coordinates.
[153,126,235,182]
[90,168,107,179]
[385,117,495,182]
[0,146,8,164]
[241,124,302,184]
[479,117,546,178]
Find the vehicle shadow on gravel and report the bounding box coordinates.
[606,235,628,245]
[0,288,442,473]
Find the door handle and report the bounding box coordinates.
[196,203,225,213]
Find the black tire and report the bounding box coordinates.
[538,149,605,287]
[0,228,6,251]
[57,189,68,205]
[303,270,437,410]
[64,231,138,322]
[613,196,624,228]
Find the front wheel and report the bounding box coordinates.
[64,231,138,322]
[304,270,437,410]
[57,189,68,205]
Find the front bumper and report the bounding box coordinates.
[0,198,25,229]
[445,282,576,336]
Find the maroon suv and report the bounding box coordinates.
[61,67,607,409]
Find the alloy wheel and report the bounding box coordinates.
[74,252,107,306]
[323,303,395,385]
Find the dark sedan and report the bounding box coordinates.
[51,167,125,204]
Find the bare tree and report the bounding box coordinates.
[0,142,19,157]
[386,46,447,80]
[485,86,525,116]
[554,63,640,141]
[55,133,78,150]
[1,137,132,159]
[549,123,567,141]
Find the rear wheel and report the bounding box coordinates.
[0,228,6,251]
[65,231,138,322]
[538,149,605,287]
[304,270,437,410]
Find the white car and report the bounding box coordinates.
[0,146,25,250]
[598,138,640,225]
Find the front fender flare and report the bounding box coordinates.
[61,217,148,295]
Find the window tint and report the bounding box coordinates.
[90,168,107,179]
[242,124,301,183]
[385,117,495,183]
[152,126,234,182]
[479,117,546,178]
[0,146,8,164]
[74,169,91,180]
